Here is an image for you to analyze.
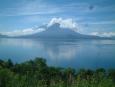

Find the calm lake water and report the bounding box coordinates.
[0,38,115,69]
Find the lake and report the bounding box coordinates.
[0,38,115,69]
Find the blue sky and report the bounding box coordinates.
[0,0,115,36]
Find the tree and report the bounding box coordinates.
[108,69,115,82]
[6,59,14,69]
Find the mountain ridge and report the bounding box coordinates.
[0,23,114,39]
[0,33,8,38]
[15,23,103,39]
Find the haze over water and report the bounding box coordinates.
[0,38,115,69]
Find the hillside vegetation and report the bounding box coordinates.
[0,57,115,87]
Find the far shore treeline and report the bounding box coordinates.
[0,57,115,87]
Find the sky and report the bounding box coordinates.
[0,0,115,36]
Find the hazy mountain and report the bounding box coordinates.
[0,33,8,38]
[17,23,102,39]
[111,36,115,39]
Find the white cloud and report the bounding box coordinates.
[1,17,79,36]
[47,45,77,60]
[0,0,61,16]
[47,17,78,32]
[83,21,115,25]
[90,32,115,37]
[2,28,45,36]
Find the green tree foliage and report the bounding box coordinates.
[0,58,115,87]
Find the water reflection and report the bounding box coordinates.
[0,38,115,69]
